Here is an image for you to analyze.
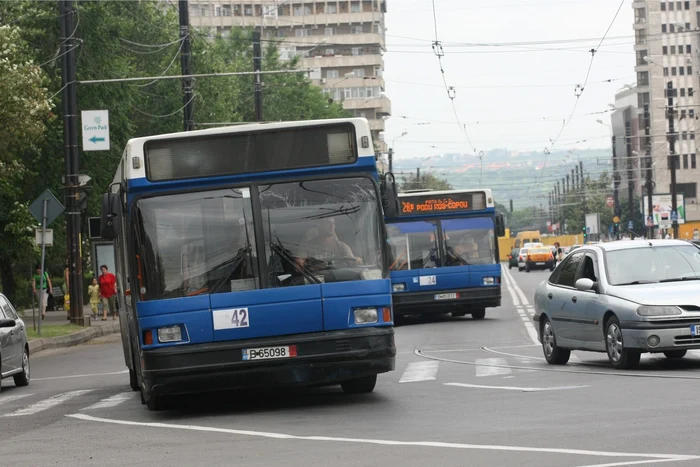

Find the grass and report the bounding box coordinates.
[26,324,84,340]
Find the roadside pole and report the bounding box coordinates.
[37,199,48,336]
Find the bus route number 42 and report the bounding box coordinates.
[213,307,250,330]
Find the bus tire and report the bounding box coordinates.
[341,374,377,394]
[471,309,486,320]
[129,368,139,392]
[145,392,166,411]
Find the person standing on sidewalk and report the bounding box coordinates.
[87,277,101,319]
[98,265,117,321]
[32,265,52,320]
[63,262,70,320]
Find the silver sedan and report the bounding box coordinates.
[533,240,700,369]
[0,293,30,391]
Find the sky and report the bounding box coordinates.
[383,0,635,161]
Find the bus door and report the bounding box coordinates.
[440,217,500,289]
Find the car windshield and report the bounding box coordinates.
[606,245,700,285]
[259,178,384,287]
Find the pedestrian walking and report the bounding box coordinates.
[63,262,70,320]
[98,265,117,321]
[87,277,101,319]
[31,265,52,320]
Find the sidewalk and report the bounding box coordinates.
[20,305,121,354]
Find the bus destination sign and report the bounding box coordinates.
[399,192,486,215]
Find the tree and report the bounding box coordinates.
[0,24,52,303]
[400,173,453,192]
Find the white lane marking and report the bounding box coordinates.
[4,390,93,417]
[475,358,512,377]
[504,270,521,307]
[445,382,589,392]
[82,392,134,411]
[66,413,700,464]
[419,343,538,354]
[0,394,33,407]
[578,459,693,467]
[503,269,539,345]
[32,370,128,381]
[399,361,439,383]
[503,268,530,306]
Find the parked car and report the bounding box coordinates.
[525,247,555,272]
[508,247,520,269]
[533,240,700,369]
[0,293,30,391]
[516,248,530,271]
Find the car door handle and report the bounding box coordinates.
[547,293,553,299]
[572,296,577,303]
[10,330,14,336]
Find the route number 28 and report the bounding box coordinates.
[229,308,249,328]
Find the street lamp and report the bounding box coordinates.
[389,131,408,173]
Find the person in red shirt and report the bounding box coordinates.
[98,265,117,321]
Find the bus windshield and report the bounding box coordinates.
[443,217,497,266]
[132,177,384,300]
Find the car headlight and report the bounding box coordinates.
[393,283,405,292]
[636,306,682,317]
[354,308,378,324]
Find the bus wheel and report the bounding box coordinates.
[341,375,377,394]
[129,368,139,392]
[471,309,486,320]
[145,392,166,411]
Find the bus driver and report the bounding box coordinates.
[297,217,362,264]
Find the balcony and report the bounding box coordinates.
[343,95,391,116]
[282,33,385,50]
[317,76,385,89]
[301,54,383,69]
[369,118,386,132]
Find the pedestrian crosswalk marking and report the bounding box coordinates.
[4,390,93,417]
[399,361,439,383]
[0,393,33,407]
[82,392,134,411]
[475,358,512,377]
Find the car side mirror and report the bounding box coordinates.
[575,278,595,292]
[0,318,16,328]
[100,192,122,240]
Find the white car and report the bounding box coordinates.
[517,248,529,271]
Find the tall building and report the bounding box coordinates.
[612,87,643,205]
[632,0,700,222]
[187,0,390,153]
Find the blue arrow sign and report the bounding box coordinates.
[89,135,105,144]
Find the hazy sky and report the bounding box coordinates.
[383,0,634,161]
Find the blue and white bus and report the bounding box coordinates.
[383,189,505,319]
[100,118,395,410]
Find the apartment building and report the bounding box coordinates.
[632,0,700,221]
[187,0,391,152]
[611,87,644,204]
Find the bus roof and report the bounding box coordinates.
[117,118,374,183]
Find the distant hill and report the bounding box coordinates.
[392,148,611,209]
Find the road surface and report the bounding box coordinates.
[3,265,700,466]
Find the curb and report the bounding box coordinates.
[28,322,120,355]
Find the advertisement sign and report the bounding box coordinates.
[641,194,686,226]
[585,213,600,235]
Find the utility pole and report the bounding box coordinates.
[416,167,421,183]
[625,121,634,226]
[566,174,570,194]
[575,164,580,191]
[644,103,654,239]
[59,0,84,325]
[388,148,394,173]
[612,136,621,238]
[178,0,194,131]
[253,30,263,121]
[667,81,679,239]
[580,160,586,217]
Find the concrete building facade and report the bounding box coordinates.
[632,0,700,221]
[187,0,390,152]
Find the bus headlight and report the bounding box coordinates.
[361,269,383,280]
[393,283,406,292]
[354,308,378,324]
[483,277,495,285]
[157,325,183,343]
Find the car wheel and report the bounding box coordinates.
[471,309,486,320]
[541,318,570,365]
[13,347,30,387]
[664,350,687,359]
[525,264,531,273]
[341,374,377,394]
[518,266,524,271]
[605,316,640,369]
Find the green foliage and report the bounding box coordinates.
[400,173,453,192]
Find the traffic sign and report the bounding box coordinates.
[671,210,679,222]
[34,228,53,246]
[613,216,620,223]
[81,110,110,151]
[628,220,633,230]
[28,189,64,226]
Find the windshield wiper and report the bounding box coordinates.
[660,276,700,283]
[445,246,469,266]
[615,280,659,286]
[270,241,321,284]
[209,246,253,293]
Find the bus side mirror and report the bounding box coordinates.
[100,193,121,240]
[495,214,506,237]
[380,172,399,218]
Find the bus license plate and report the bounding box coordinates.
[242,345,297,361]
[435,293,458,300]
[536,262,545,265]
[691,325,700,336]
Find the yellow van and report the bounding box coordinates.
[514,230,541,249]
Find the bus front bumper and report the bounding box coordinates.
[392,286,501,315]
[141,327,395,397]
